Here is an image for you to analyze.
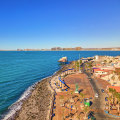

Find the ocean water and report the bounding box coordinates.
[0,51,120,118]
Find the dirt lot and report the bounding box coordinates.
[52,73,94,120]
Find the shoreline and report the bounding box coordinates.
[2,63,72,120]
[1,76,53,120]
[1,55,120,120]
[0,50,120,52]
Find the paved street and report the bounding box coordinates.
[82,63,119,120]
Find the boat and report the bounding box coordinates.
[58,57,68,64]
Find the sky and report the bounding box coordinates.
[0,0,120,50]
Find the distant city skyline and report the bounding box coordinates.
[0,0,120,50]
[0,46,120,51]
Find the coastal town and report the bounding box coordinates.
[11,55,120,120]
[1,0,120,119]
[48,55,120,120]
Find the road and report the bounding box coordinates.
[82,63,119,120]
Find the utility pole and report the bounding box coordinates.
[79,54,80,73]
[75,61,77,72]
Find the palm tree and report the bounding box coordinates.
[79,93,85,102]
[75,61,78,71]
[111,75,115,82]
[108,88,114,111]
[118,75,120,81]
[117,94,120,115]
[113,89,117,105]
[71,91,73,96]
[60,95,64,103]
[104,60,107,63]
[83,106,90,120]
[75,104,78,113]
[114,91,118,105]
[77,114,81,120]
[107,95,112,112]
[109,88,113,93]
[116,93,120,115]
[109,88,116,104]
[62,108,65,120]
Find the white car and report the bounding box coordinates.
[95,93,98,98]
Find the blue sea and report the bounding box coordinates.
[0,51,120,118]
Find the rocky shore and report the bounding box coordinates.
[4,62,73,120]
[14,77,54,120]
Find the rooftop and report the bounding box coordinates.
[108,86,120,93]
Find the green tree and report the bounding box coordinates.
[77,114,81,120]
[109,88,116,104]
[62,108,65,120]
[111,75,115,81]
[104,60,107,63]
[79,93,85,102]
[115,93,120,115]
[83,106,90,119]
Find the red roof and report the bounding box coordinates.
[96,64,101,66]
[108,86,120,93]
[94,68,112,72]
[94,69,107,72]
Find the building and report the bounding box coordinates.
[95,55,99,60]
[93,68,108,77]
[107,86,120,93]
[51,47,62,51]
[75,47,82,51]
[62,48,74,51]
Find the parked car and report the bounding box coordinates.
[95,93,98,98]
[88,78,91,80]
[101,89,104,93]
[105,97,108,101]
